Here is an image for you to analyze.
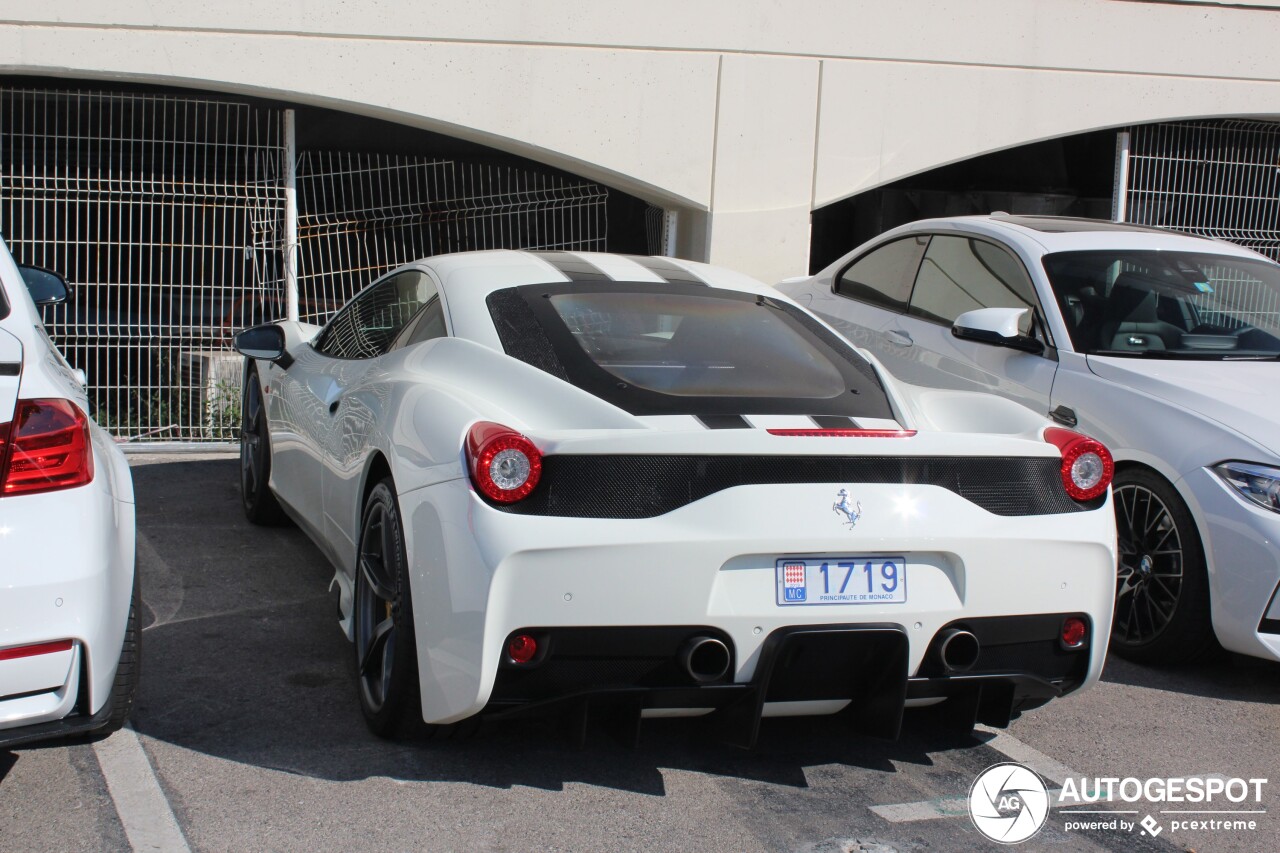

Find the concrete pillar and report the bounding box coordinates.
[704,54,821,284]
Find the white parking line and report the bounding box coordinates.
[93,725,191,852]
[870,726,1084,824]
[973,724,1084,786]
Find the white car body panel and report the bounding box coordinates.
[246,249,1117,735]
[0,238,136,744]
[780,215,1280,661]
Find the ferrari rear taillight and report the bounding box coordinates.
[1044,427,1112,502]
[465,421,542,503]
[0,399,94,497]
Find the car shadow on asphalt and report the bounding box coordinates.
[128,457,996,796]
[1100,650,1280,704]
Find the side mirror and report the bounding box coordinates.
[234,324,289,363]
[18,265,69,306]
[952,307,1044,355]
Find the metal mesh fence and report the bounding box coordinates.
[1125,119,1280,328]
[295,151,609,322]
[0,87,615,441]
[0,87,286,441]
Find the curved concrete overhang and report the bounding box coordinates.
[5,0,1280,280]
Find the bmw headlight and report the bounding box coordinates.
[1213,462,1280,513]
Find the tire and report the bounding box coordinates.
[95,569,142,737]
[1110,468,1218,665]
[240,368,288,526]
[353,479,431,738]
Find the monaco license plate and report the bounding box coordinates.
[775,557,907,606]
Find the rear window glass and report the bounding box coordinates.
[0,277,9,320]
[487,283,894,419]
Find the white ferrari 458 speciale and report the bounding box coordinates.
[234,250,1116,746]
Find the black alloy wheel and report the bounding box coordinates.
[354,479,426,737]
[240,369,287,525]
[1110,468,1217,664]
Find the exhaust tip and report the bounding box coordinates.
[680,636,731,683]
[937,628,980,672]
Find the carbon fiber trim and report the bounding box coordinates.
[492,454,1098,518]
[484,288,569,381]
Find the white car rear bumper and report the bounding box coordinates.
[401,478,1116,735]
[0,472,135,743]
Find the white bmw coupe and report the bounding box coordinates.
[0,240,138,748]
[235,250,1116,745]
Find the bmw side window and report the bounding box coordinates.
[834,235,929,313]
[314,271,437,359]
[909,236,1043,336]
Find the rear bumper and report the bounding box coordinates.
[0,436,135,741]
[400,479,1115,724]
[483,619,1089,748]
[0,646,116,749]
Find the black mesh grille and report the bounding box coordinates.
[495,455,1096,518]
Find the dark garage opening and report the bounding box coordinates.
[809,130,1118,274]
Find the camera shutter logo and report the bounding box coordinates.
[969,762,1051,844]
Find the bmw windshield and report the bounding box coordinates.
[1042,250,1280,359]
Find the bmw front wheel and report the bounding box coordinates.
[1111,468,1217,665]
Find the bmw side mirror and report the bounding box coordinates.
[952,307,1044,355]
[234,324,289,364]
[18,265,69,306]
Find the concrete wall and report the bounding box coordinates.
[3,0,1280,281]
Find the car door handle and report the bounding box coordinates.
[886,329,913,347]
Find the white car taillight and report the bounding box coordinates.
[0,399,95,497]
[465,421,542,503]
[1044,427,1113,502]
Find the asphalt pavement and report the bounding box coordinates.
[2,453,1279,853]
